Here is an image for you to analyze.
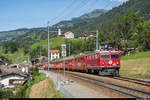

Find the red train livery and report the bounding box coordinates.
[43,51,121,76]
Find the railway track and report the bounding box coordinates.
[66,72,150,99]
[49,70,150,98]
[113,76,150,87]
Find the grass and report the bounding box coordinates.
[41,78,66,98]
[120,58,150,79]
[29,77,66,98]
[0,48,29,64]
[25,73,47,98]
[30,37,85,50]
[121,51,150,60]
[0,88,14,98]
[30,73,47,85]
[120,51,150,79]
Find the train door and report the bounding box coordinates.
[72,59,75,70]
[84,56,87,71]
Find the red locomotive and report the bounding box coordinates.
[43,51,121,76]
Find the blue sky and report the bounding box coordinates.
[0,0,125,31]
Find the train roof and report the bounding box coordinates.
[50,50,120,63]
[100,50,120,52]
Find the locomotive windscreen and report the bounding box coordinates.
[101,54,110,59]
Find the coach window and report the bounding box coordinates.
[89,56,91,60]
[101,54,110,59]
[111,54,119,59]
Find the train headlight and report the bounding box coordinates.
[102,62,105,65]
[117,62,119,64]
[109,60,112,64]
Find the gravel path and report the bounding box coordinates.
[40,70,108,98]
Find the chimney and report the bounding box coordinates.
[58,28,61,35]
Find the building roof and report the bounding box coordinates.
[65,31,73,35]
[0,72,27,78]
[57,34,65,37]
[0,65,28,78]
[49,50,60,53]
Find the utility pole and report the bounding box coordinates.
[69,43,70,56]
[63,51,65,78]
[28,55,29,64]
[40,40,41,57]
[28,48,30,64]
[47,21,50,71]
[96,30,99,50]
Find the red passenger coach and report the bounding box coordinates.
[43,51,121,77]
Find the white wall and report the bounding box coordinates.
[65,33,74,39]
[50,53,60,60]
[0,75,24,87]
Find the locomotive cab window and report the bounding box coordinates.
[101,54,110,59]
[111,54,119,59]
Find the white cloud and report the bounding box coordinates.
[111,0,129,2]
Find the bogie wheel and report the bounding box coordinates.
[113,70,119,77]
[98,70,102,76]
[86,69,88,73]
[115,70,120,77]
[87,69,91,73]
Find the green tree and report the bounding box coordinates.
[98,12,142,51]
[9,41,19,53]
[23,45,30,55]
[116,12,142,49]
[2,42,9,54]
[136,19,150,51]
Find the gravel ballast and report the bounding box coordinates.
[40,70,108,98]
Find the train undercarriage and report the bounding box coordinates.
[86,66,120,77]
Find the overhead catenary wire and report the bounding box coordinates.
[54,0,114,26]
[53,0,85,23]
[82,0,115,32]
[83,0,99,14]
[103,0,114,9]
[51,0,115,29]
[51,0,77,23]
[63,0,91,19]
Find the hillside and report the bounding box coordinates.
[1,37,89,63]
[62,0,150,34]
[29,37,93,58]
[53,9,108,27]
[12,28,48,47]
[0,28,30,45]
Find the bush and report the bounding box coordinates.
[30,67,39,76]
[10,73,46,98]
[11,83,28,98]
[0,89,13,98]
